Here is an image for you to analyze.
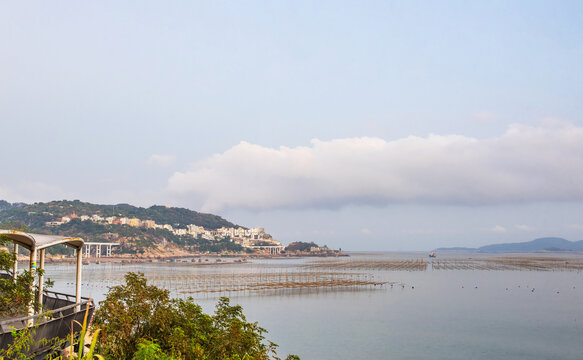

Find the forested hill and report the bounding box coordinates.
[0,200,10,211]
[0,200,237,230]
[0,200,25,211]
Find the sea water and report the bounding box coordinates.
[44,253,583,360]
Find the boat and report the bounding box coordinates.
[0,231,94,357]
[429,251,436,258]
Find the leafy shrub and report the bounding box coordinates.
[93,272,287,360]
[132,340,176,360]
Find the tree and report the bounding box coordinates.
[132,340,176,360]
[93,272,293,360]
[92,272,172,359]
[285,242,320,252]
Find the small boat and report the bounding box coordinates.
[429,251,436,258]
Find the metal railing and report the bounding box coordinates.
[0,273,11,280]
[0,291,95,356]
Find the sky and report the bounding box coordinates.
[1,1,582,251]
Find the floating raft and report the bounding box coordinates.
[136,271,387,295]
[306,256,583,272]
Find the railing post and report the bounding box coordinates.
[12,243,18,281]
[27,248,37,326]
[75,248,82,312]
[37,249,45,309]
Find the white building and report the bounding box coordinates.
[174,228,187,236]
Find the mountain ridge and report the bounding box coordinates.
[0,199,243,255]
[0,199,238,230]
[438,237,583,253]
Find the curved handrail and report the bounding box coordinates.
[43,290,91,302]
[0,296,94,332]
[0,294,95,357]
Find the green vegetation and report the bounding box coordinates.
[0,200,247,255]
[285,242,321,252]
[0,221,29,231]
[93,272,299,360]
[0,327,36,360]
[0,298,103,360]
[0,267,300,359]
[0,213,298,359]
[63,302,103,360]
[0,201,12,211]
[0,200,237,230]
[132,340,175,360]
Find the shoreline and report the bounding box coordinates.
[18,252,349,265]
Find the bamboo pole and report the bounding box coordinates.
[37,249,45,309]
[75,248,82,312]
[12,243,18,281]
[27,248,37,325]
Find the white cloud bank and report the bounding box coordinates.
[168,123,583,212]
[490,225,507,233]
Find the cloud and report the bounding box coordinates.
[490,225,507,233]
[167,122,583,212]
[147,154,176,167]
[361,228,372,235]
[515,224,535,231]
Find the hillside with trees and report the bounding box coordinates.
[0,200,243,255]
[0,200,11,211]
[0,200,236,230]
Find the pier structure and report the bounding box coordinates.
[248,245,285,255]
[0,230,89,319]
[83,242,120,258]
[0,231,94,356]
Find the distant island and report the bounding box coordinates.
[0,199,339,258]
[438,237,583,253]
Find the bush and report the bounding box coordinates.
[93,272,289,360]
[132,340,176,360]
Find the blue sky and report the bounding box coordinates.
[1,1,582,250]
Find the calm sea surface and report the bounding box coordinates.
[44,252,583,360]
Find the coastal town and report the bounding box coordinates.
[0,200,343,258]
[45,211,286,253]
